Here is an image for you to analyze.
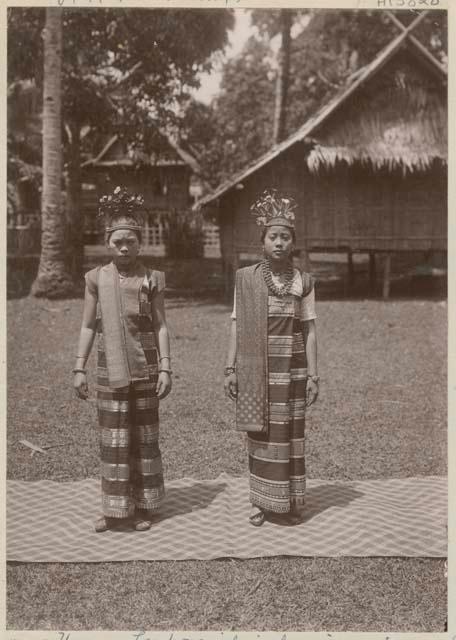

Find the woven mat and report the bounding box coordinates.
[7,474,447,562]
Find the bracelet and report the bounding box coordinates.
[73,368,87,375]
[74,355,86,360]
[224,366,236,376]
[159,356,170,362]
[159,369,173,375]
[307,375,320,383]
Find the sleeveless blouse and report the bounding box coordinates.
[85,264,165,388]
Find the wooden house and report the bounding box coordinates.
[81,131,204,251]
[197,13,447,297]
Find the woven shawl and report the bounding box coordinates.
[98,261,149,389]
[235,264,269,432]
[235,263,314,433]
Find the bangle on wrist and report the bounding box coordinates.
[73,368,87,375]
[159,369,172,375]
[224,366,236,376]
[159,356,170,362]
[307,374,320,383]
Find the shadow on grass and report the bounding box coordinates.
[7,254,447,302]
[8,268,446,304]
[315,277,447,302]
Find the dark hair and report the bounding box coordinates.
[260,226,296,244]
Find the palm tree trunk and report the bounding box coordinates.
[66,121,84,280]
[32,7,73,298]
[272,10,292,145]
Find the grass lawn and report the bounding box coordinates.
[7,294,447,632]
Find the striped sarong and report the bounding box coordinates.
[97,380,164,519]
[248,294,308,514]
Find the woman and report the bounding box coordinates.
[224,189,319,526]
[73,186,172,532]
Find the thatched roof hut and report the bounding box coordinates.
[197,16,447,296]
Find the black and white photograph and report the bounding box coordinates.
[6,0,450,635]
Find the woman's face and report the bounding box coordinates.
[262,225,294,262]
[107,228,141,266]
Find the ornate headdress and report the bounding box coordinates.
[250,188,297,228]
[98,186,146,233]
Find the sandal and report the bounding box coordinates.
[288,509,306,525]
[133,509,158,531]
[249,506,265,527]
[133,518,152,531]
[94,516,113,532]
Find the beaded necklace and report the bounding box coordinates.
[261,259,294,297]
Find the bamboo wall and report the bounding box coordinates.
[218,154,447,268]
[217,46,447,273]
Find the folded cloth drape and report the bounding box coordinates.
[235,263,269,432]
[98,262,131,388]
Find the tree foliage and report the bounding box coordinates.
[7,81,42,194]
[8,8,234,130]
[9,7,234,160]
[8,7,234,276]
[163,208,205,259]
[189,9,447,186]
[184,36,276,185]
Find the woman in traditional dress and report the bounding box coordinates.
[73,186,172,532]
[224,189,319,526]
